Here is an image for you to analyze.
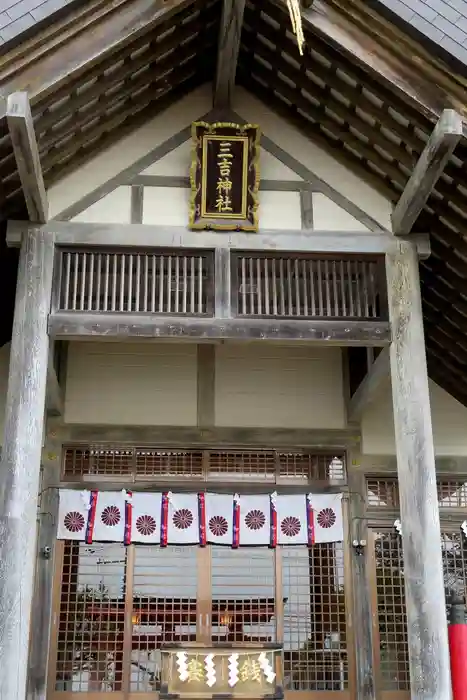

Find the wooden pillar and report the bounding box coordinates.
[0,228,54,700]
[348,466,376,700]
[386,239,451,700]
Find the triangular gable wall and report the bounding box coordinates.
[48,85,392,231]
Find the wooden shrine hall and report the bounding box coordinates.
[0,0,467,699]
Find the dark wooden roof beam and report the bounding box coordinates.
[392,110,463,235]
[6,92,48,223]
[213,0,246,108]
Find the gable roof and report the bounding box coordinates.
[372,0,467,70]
[0,0,81,50]
[1,0,467,408]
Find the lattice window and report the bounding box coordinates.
[211,548,276,643]
[367,476,467,510]
[55,542,127,692]
[282,543,348,691]
[53,542,351,694]
[233,252,385,320]
[279,454,345,483]
[374,532,408,691]
[373,530,467,691]
[131,546,198,692]
[57,248,214,315]
[62,447,346,485]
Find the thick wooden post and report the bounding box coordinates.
[0,228,54,699]
[386,239,451,700]
[348,466,376,700]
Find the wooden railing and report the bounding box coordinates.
[231,252,385,320]
[53,247,387,323]
[55,248,214,316]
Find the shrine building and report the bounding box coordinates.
[0,1,467,699]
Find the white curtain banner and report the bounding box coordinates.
[92,490,126,543]
[308,492,344,544]
[57,489,344,546]
[130,492,162,544]
[165,492,199,545]
[57,489,90,541]
[204,493,234,545]
[238,494,271,546]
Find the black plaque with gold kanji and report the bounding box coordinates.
[189,122,260,231]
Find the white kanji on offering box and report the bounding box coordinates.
[238,494,270,546]
[92,490,126,542]
[204,493,233,545]
[276,494,308,545]
[308,492,344,543]
[57,489,90,541]
[131,492,162,544]
[165,492,199,545]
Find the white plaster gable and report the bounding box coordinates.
[47,83,392,230]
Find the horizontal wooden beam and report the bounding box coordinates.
[213,0,246,108]
[392,110,463,235]
[348,347,389,422]
[7,221,430,257]
[6,92,48,223]
[48,312,390,345]
[129,175,309,191]
[46,419,360,449]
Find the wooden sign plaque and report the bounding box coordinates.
[189,121,261,231]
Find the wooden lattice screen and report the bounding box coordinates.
[367,476,467,692]
[52,540,350,695]
[56,249,214,315]
[61,448,346,485]
[232,252,386,320]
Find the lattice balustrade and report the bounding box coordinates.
[56,248,214,315]
[53,246,388,324]
[62,447,346,485]
[232,252,386,320]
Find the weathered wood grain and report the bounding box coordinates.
[0,227,54,700]
[300,188,314,229]
[6,92,48,223]
[214,0,246,108]
[6,220,431,257]
[348,468,376,700]
[48,419,359,450]
[392,110,463,235]
[48,312,390,345]
[385,239,451,700]
[348,347,389,422]
[26,461,59,700]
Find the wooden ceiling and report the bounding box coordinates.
[1,0,467,405]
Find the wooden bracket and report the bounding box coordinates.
[348,347,389,423]
[392,109,463,235]
[213,0,246,109]
[6,91,48,223]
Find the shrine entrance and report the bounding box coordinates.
[50,539,350,699]
[48,447,352,699]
